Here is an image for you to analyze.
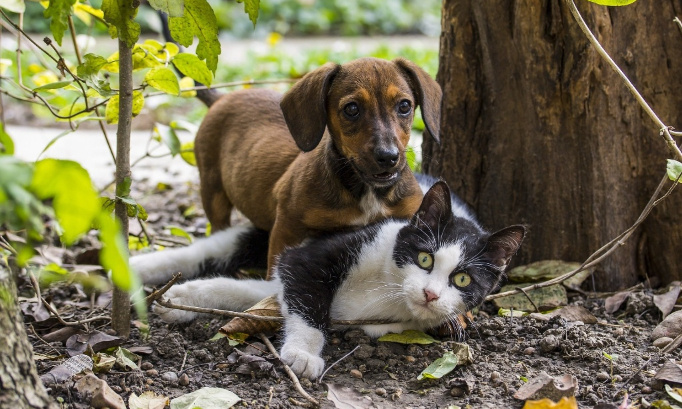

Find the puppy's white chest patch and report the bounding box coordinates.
[352,190,388,226]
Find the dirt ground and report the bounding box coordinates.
[23,180,681,409]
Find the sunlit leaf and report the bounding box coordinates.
[148,0,184,17]
[378,330,439,345]
[666,384,682,404]
[167,225,193,243]
[522,397,578,409]
[168,0,221,73]
[236,0,259,27]
[132,44,163,70]
[0,122,15,155]
[101,0,140,48]
[145,66,180,95]
[44,0,76,46]
[498,308,529,317]
[172,53,213,86]
[57,102,90,122]
[73,3,104,24]
[417,351,458,380]
[30,159,100,245]
[585,0,637,5]
[179,76,196,97]
[105,92,144,124]
[667,159,682,183]
[180,142,196,166]
[34,80,73,91]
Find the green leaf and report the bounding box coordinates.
[1,0,25,13]
[168,0,221,73]
[169,387,241,409]
[101,0,141,48]
[236,0,260,27]
[154,124,181,156]
[145,66,180,95]
[417,351,458,380]
[167,225,193,243]
[0,122,15,155]
[30,159,100,245]
[585,0,637,5]
[172,53,213,86]
[180,141,196,166]
[77,54,115,97]
[57,102,90,122]
[377,330,439,345]
[667,159,682,183]
[44,0,76,46]
[105,91,144,124]
[148,0,184,17]
[131,44,163,70]
[33,80,73,91]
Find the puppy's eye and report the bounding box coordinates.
[452,272,471,288]
[344,102,360,118]
[417,252,433,269]
[397,100,412,115]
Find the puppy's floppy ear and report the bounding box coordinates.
[393,58,442,143]
[280,62,341,152]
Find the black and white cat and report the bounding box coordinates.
[131,176,525,379]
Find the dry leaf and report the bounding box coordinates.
[604,291,631,314]
[326,383,376,409]
[655,284,681,319]
[514,372,578,402]
[65,331,123,356]
[522,396,578,409]
[507,260,592,289]
[129,391,169,409]
[219,295,282,336]
[40,354,94,385]
[655,361,682,384]
[494,284,567,312]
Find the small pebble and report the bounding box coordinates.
[612,375,623,382]
[613,327,625,336]
[140,362,153,370]
[539,335,560,353]
[145,369,158,377]
[654,337,674,349]
[642,386,652,394]
[145,378,153,385]
[216,363,230,370]
[330,337,341,345]
[490,371,500,382]
[350,369,363,379]
[178,373,190,386]
[596,372,610,382]
[405,356,416,363]
[375,387,387,396]
[161,372,178,383]
[523,347,535,355]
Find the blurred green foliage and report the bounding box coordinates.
[23,0,441,38]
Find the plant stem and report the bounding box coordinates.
[111,38,133,338]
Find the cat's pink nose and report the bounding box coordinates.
[424,289,439,303]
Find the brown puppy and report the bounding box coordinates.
[194,57,442,276]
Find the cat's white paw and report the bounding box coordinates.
[280,344,325,380]
[153,284,199,323]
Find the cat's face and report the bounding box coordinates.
[392,181,525,327]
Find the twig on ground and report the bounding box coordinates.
[156,299,285,322]
[179,350,188,373]
[662,333,682,354]
[318,345,360,384]
[623,354,657,386]
[258,333,320,407]
[146,273,182,306]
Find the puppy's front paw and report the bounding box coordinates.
[280,344,325,380]
[153,284,199,323]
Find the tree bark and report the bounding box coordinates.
[0,263,58,409]
[426,0,682,290]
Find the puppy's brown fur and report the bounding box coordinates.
[194,57,442,276]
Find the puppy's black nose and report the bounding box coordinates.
[374,147,399,168]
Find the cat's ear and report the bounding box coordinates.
[483,225,527,269]
[411,181,452,230]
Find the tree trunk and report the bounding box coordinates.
[425,0,682,290]
[0,263,58,409]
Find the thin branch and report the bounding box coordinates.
[565,0,682,162]
[144,78,298,98]
[318,345,360,384]
[156,299,285,322]
[258,333,320,407]
[145,273,182,306]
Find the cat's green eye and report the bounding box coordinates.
[452,272,471,287]
[417,252,433,269]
